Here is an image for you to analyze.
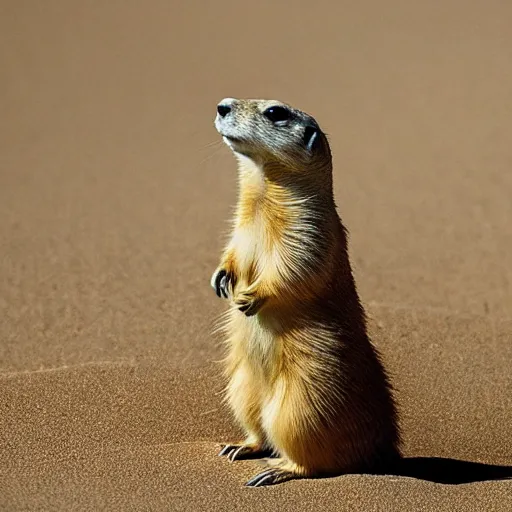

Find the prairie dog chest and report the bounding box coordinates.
[231,217,274,283]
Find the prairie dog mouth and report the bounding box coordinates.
[221,134,241,142]
[215,117,242,143]
[217,128,245,146]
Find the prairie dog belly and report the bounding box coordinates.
[226,305,282,378]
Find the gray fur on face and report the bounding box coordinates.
[215,98,327,169]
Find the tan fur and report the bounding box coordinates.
[212,98,400,485]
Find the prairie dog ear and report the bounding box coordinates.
[303,125,319,152]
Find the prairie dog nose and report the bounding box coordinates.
[217,98,237,118]
[217,104,231,117]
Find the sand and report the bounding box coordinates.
[1,1,511,510]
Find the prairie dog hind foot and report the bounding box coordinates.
[218,442,273,462]
[245,459,309,487]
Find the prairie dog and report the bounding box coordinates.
[211,98,400,487]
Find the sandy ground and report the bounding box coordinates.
[1,1,511,510]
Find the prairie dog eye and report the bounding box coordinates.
[263,106,292,124]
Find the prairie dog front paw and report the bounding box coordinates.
[233,290,266,316]
[211,268,235,299]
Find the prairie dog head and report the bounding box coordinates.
[214,98,331,174]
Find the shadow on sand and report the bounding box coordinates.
[382,457,512,485]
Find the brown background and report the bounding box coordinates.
[1,1,511,510]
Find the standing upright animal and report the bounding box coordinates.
[211,98,401,487]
